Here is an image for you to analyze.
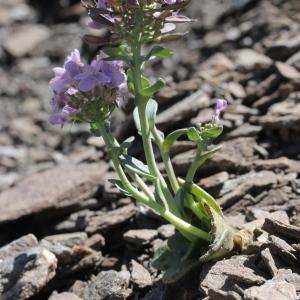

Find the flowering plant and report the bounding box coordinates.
[48,0,249,282]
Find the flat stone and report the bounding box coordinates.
[130,260,152,288]
[0,234,38,260]
[49,292,83,300]
[156,90,210,129]
[3,25,51,57]
[157,224,176,239]
[123,229,158,246]
[244,278,297,300]
[234,49,273,70]
[199,171,229,190]
[262,218,300,242]
[82,270,131,300]
[0,162,108,223]
[0,247,57,300]
[227,124,262,138]
[86,204,136,234]
[200,255,266,294]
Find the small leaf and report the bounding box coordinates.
[108,146,123,158]
[120,154,156,181]
[145,46,174,61]
[146,99,158,130]
[103,45,131,61]
[109,179,131,197]
[162,129,188,153]
[139,79,165,97]
[187,127,201,142]
[121,136,135,150]
[133,107,141,135]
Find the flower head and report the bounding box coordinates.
[214,99,227,120]
[48,49,127,126]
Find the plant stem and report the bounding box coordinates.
[151,126,180,193]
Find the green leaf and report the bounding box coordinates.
[145,46,174,61]
[121,136,135,150]
[108,179,131,197]
[133,107,141,135]
[102,45,131,61]
[193,146,222,169]
[120,154,156,181]
[162,129,188,153]
[108,146,123,158]
[187,127,201,142]
[139,79,165,97]
[146,99,158,130]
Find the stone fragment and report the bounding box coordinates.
[0,234,38,260]
[3,25,51,57]
[227,124,262,138]
[252,157,290,171]
[234,49,273,70]
[86,204,136,233]
[200,255,266,294]
[261,248,278,277]
[262,218,300,242]
[275,62,300,80]
[244,278,297,300]
[49,292,83,300]
[82,270,131,300]
[130,260,152,288]
[0,162,107,223]
[199,172,229,190]
[156,90,210,129]
[157,224,176,239]
[0,247,57,300]
[123,229,158,246]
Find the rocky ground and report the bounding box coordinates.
[0,0,300,299]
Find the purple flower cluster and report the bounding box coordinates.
[214,99,227,119]
[49,49,126,126]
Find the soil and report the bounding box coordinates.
[0,0,300,299]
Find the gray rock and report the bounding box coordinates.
[156,90,210,129]
[82,270,131,300]
[157,224,176,239]
[0,247,57,300]
[123,229,158,246]
[0,234,38,260]
[49,292,83,300]
[234,49,273,70]
[3,25,51,57]
[130,260,152,288]
[0,162,108,223]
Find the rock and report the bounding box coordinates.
[262,218,300,242]
[86,204,136,234]
[173,137,257,175]
[49,292,83,300]
[243,211,289,232]
[244,277,297,300]
[123,229,158,246]
[82,270,131,300]
[252,157,291,171]
[218,171,277,209]
[0,234,38,260]
[227,124,262,138]
[199,171,229,191]
[0,247,57,300]
[208,289,242,300]
[157,224,176,239]
[0,162,108,223]
[260,248,278,277]
[234,49,273,70]
[130,260,152,288]
[200,255,266,294]
[275,62,300,80]
[3,25,51,57]
[156,90,210,129]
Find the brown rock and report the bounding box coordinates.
[0,162,108,223]
[86,204,136,233]
[123,229,158,246]
[199,171,229,190]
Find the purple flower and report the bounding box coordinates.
[75,60,111,92]
[49,49,82,93]
[214,99,227,118]
[100,61,126,88]
[164,0,177,4]
[48,105,79,126]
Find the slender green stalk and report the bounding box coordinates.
[151,126,180,193]
[185,146,202,182]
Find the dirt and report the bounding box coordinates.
[0,0,300,299]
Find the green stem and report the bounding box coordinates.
[185,146,202,182]
[151,126,180,193]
